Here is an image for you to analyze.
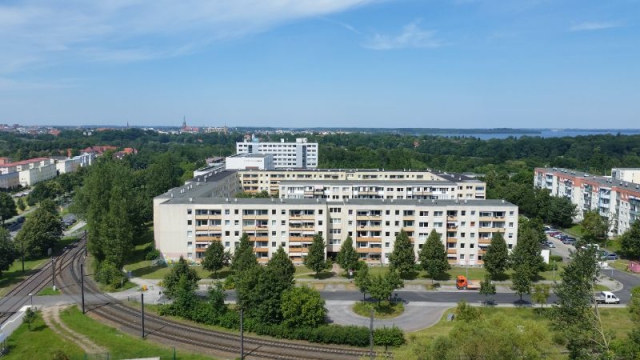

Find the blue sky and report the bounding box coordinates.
[1,0,639,128]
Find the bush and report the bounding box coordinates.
[94,261,126,288]
[145,248,160,261]
[552,332,567,346]
[374,326,405,350]
[549,255,563,263]
[223,275,236,290]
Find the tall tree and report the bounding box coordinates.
[483,232,509,279]
[235,266,292,324]
[355,262,371,301]
[510,227,545,280]
[553,246,609,358]
[231,233,257,273]
[14,199,63,259]
[511,264,532,303]
[267,246,296,286]
[418,230,450,283]
[146,153,183,198]
[532,284,551,309]
[336,236,359,273]
[163,256,200,299]
[0,192,17,223]
[17,197,26,212]
[389,230,415,279]
[202,240,228,278]
[304,233,328,276]
[281,286,327,328]
[620,220,640,260]
[479,273,496,305]
[0,228,18,278]
[582,210,608,243]
[367,269,404,307]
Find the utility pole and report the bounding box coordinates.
[81,263,85,314]
[141,293,145,339]
[52,257,56,291]
[369,310,374,360]
[240,308,244,360]
[21,239,25,273]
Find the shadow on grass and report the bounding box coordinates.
[131,264,167,278]
[311,271,334,280]
[209,269,232,280]
[492,273,510,281]
[432,273,452,281]
[401,270,420,280]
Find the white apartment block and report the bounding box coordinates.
[238,169,486,199]
[236,138,318,169]
[0,158,57,187]
[226,153,275,171]
[0,172,19,189]
[154,169,514,266]
[612,168,640,184]
[55,158,82,174]
[534,167,640,236]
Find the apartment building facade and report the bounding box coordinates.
[154,192,517,266]
[0,158,57,187]
[534,167,640,235]
[238,169,486,199]
[236,138,318,169]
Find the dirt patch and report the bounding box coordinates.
[41,305,107,355]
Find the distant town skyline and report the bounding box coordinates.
[1,0,639,128]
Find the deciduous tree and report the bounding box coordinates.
[511,264,532,303]
[236,266,292,324]
[479,273,496,305]
[304,233,328,276]
[231,233,257,273]
[0,228,18,278]
[389,230,415,279]
[336,236,359,274]
[14,199,63,259]
[532,283,551,309]
[418,230,449,283]
[483,232,509,279]
[163,256,200,299]
[281,286,327,328]
[510,227,545,280]
[0,192,17,223]
[202,240,228,278]
[582,210,608,243]
[367,269,404,307]
[620,220,640,260]
[355,262,370,301]
[267,246,295,286]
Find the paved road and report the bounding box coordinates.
[326,301,451,331]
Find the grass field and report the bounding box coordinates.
[58,306,213,359]
[353,300,404,319]
[37,286,60,296]
[392,306,636,359]
[2,311,84,360]
[0,237,79,297]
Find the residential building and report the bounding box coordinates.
[0,158,57,187]
[0,172,19,189]
[236,137,318,169]
[226,153,275,171]
[154,168,512,265]
[534,167,640,235]
[612,168,640,184]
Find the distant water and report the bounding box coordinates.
[433,129,640,140]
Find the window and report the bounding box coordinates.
[434,211,443,216]
[281,231,286,237]
[395,221,400,226]
[187,231,192,237]
[225,242,230,247]
[419,222,428,227]
[470,233,476,238]
[225,209,230,215]
[508,244,513,249]
[331,229,342,234]
[461,232,466,238]
[330,207,342,213]
[271,231,276,236]
[471,211,476,215]
[225,231,230,236]
[271,242,276,247]
[386,210,390,215]
[385,242,390,248]
[395,210,400,215]
[470,244,475,248]
[348,231,353,237]
[319,210,323,215]
[461,211,466,216]
[508,233,513,239]
[187,220,192,225]
[234,209,239,215]
[419,211,429,216]
[460,243,465,248]
[469,254,475,260]
[318,220,323,226]
[281,220,286,225]
[349,210,353,215]
[272,209,276,215]
[434,222,443,228]
[187,209,192,215]
[348,221,353,225]
[281,242,286,247]
[461,222,466,226]
[234,231,239,236]
[509,222,514,228]
[509,211,514,215]
[385,232,390,236]
[460,254,465,260]
[281,210,286,215]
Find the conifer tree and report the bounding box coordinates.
[304,233,328,276]
[418,230,450,283]
[389,230,416,278]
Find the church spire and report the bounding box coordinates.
[182,116,187,128]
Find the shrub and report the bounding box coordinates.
[223,275,236,290]
[145,248,160,261]
[549,255,563,263]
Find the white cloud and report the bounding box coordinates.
[570,21,621,32]
[363,21,442,50]
[0,0,378,76]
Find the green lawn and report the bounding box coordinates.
[564,224,585,239]
[37,286,61,296]
[0,237,81,296]
[2,311,84,360]
[353,300,404,319]
[59,306,214,359]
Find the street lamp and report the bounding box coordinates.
[51,257,56,291]
[28,293,33,307]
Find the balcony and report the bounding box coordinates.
[194,236,221,242]
[195,214,222,220]
[356,237,382,243]
[254,247,270,253]
[249,236,268,241]
[479,217,506,222]
[288,247,307,253]
[447,238,457,243]
[289,236,314,242]
[447,249,457,254]
[478,239,491,245]
[357,247,382,253]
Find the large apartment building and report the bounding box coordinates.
[239,169,486,199]
[154,169,515,266]
[534,167,640,235]
[0,158,57,187]
[236,137,318,169]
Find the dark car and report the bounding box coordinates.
[563,237,576,245]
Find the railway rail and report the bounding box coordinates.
[60,244,378,360]
[0,237,85,326]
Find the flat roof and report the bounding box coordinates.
[278,180,457,186]
[157,170,238,200]
[537,167,640,189]
[160,197,515,207]
[228,153,271,158]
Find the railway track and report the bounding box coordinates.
[0,237,85,327]
[60,246,378,360]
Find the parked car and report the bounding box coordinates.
[595,291,620,304]
[603,252,618,261]
[563,237,576,245]
[546,241,556,248]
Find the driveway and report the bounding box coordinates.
[325,300,451,332]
